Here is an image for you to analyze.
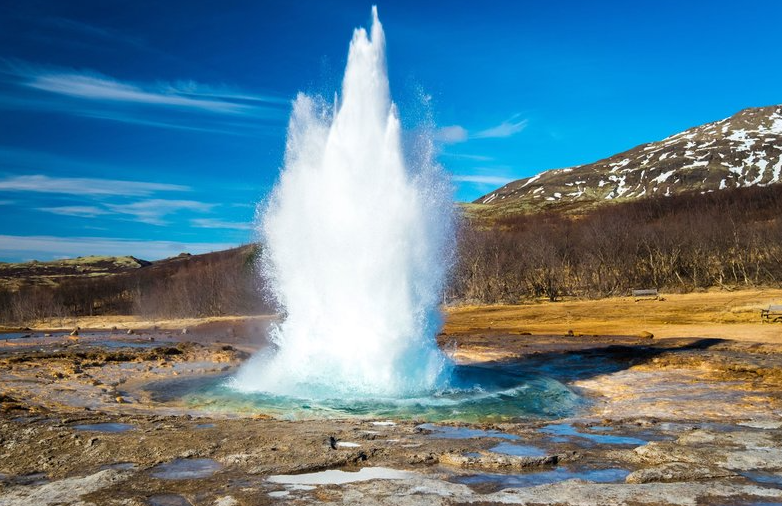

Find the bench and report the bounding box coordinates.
[632,288,659,301]
[761,305,782,323]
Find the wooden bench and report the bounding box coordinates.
[761,305,782,323]
[632,288,659,301]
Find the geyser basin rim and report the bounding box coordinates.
[168,364,583,422]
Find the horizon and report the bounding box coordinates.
[1,1,781,262]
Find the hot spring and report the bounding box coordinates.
[200,7,580,420]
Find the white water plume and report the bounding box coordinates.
[232,7,455,398]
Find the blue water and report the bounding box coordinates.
[150,458,221,480]
[149,364,582,422]
[489,442,547,457]
[73,423,135,433]
[453,466,629,491]
[539,423,647,446]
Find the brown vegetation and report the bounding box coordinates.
[0,245,273,325]
[450,185,782,303]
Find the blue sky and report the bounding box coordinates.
[1,1,781,261]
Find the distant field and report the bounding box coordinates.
[444,288,782,344]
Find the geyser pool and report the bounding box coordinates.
[161,363,581,422]
[232,7,454,399]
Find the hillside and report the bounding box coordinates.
[0,256,151,290]
[473,104,782,215]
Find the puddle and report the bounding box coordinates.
[0,332,34,340]
[267,467,416,485]
[148,494,191,506]
[195,423,215,429]
[268,491,290,498]
[73,423,135,433]
[91,340,163,349]
[417,423,520,440]
[150,458,222,480]
[742,470,782,488]
[453,466,629,492]
[0,472,49,486]
[489,442,546,457]
[539,423,646,445]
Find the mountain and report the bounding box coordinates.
[473,105,782,215]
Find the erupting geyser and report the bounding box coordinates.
[232,7,455,399]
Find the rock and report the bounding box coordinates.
[566,329,575,336]
[111,326,117,331]
[69,329,79,337]
[439,451,560,470]
[115,396,125,403]
[639,331,654,339]
[626,463,737,483]
[126,329,134,335]
[182,328,189,335]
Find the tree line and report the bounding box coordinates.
[0,245,273,325]
[449,185,782,303]
[3,185,782,325]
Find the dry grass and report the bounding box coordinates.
[444,288,782,344]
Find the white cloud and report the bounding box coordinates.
[37,205,110,218]
[0,174,189,197]
[452,175,514,186]
[106,199,215,225]
[0,62,288,132]
[27,73,250,114]
[434,125,469,144]
[0,234,236,261]
[473,117,529,139]
[435,116,528,144]
[191,218,253,230]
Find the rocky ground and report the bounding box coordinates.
[1,318,782,506]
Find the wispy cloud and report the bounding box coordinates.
[452,174,514,186]
[473,116,529,139]
[434,125,468,144]
[27,72,252,114]
[439,152,494,162]
[0,234,236,262]
[191,218,253,230]
[436,115,529,144]
[0,174,189,197]
[0,61,289,133]
[106,199,215,225]
[36,205,111,218]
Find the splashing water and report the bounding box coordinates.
[231,7,455,399]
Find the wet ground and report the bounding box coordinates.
[1,322,782,505]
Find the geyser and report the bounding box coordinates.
[232,7,455,398]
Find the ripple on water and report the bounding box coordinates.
[453,467,630,492]
[150,458,222,480]
[489,442,547,457]
[73,423,135,433]
[539,423,647,446]
[148,494,191,506]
